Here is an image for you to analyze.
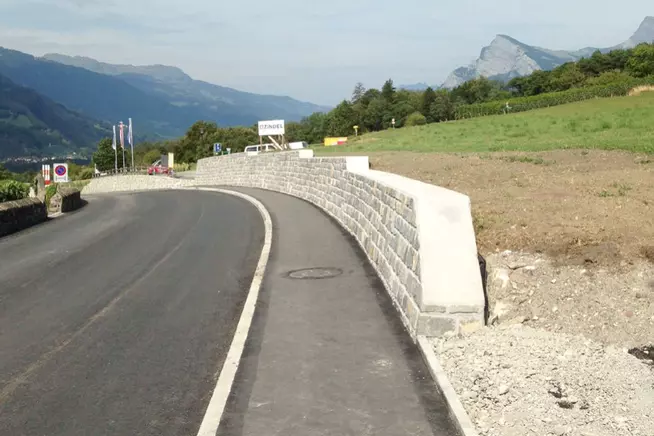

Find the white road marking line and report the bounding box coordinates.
[190,187,273,436]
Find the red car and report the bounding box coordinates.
[147,160,170,175]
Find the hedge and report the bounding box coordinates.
[454,77,654,120]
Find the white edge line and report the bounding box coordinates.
[417,336,480,436]
[187,186,273,436]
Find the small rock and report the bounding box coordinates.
[507,315,529,325]
[508,261,528,270]
[492,268,512,290]
[498,385,510,395]
[557,399,575,409]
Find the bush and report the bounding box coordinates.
[0,180,30,202]
[454,77,654,119]
[78,167,94,180]
[45,184,58,207]
[405,111,427,127]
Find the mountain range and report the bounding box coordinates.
[41,53,331,126]
[0,47,329,149]
[0,72,110,159]
[400,16,654,91]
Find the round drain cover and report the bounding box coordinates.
[287,267,343,280]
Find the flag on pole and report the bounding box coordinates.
[112,125,117,150]
[119,122,125,149]
[128,117,135,169]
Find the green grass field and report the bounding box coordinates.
[318,92,654,154]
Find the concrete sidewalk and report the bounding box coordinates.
[216,188,460,436]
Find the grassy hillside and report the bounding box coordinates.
[0,73,110,159]
[320,92,654,154]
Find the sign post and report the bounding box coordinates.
[53,163,69,183]
[213,143,222,155]
[391,118,396,129]
[353,125,359,136]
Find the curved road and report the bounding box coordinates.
[0,191,264,436]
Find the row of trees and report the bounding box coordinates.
[86,43,654,168]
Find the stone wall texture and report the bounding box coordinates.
[50,187,84,214]
[0,197,47,238]
[196,150,485,338]
[82,175,193,195]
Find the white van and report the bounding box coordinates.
[288,141,309,150]
[244,143,276,153]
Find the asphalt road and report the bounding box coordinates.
[0,190,264,436]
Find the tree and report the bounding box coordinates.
[326,100,356,136]
[421,87,437,121]
[141,149,162,166]
[92,138,116,171]
[351,82,366,103]
[363,97,387,131]
[429,90,454,122]
[92,138,131,171]
[285,121,306,142]
[0,164,11,180]
[381,79,396,102]
[359,88,381,106]
[626,43,654,77]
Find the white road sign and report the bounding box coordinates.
[53,163,69,183]
[258,120,285,136]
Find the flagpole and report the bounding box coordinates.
[129,118,135,170]
[119,121,126,172]
[113,125,118,173]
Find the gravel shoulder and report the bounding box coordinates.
[432,325,654,436]
[486,251,654,349]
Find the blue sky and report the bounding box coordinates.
[0,0,651,105]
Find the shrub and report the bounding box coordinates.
[405,111,427,127]
[0,180,30,203]
[454,77,654,119]
[45,184,58,207]
[78,167,94,180]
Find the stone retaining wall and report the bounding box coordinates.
[82,175,193,195]
[196,150,485,338]
[50,187,84,214]
[0,198,47,238]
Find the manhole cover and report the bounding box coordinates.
[286,267,343,280]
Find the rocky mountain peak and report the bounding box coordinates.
[630,16,654,44]
[439,16,654,89]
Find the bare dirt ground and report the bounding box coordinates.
[366,149,654,268]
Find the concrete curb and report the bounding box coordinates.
[417,336,480,436]
[81,186,195,196]
[188,187,273,436]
